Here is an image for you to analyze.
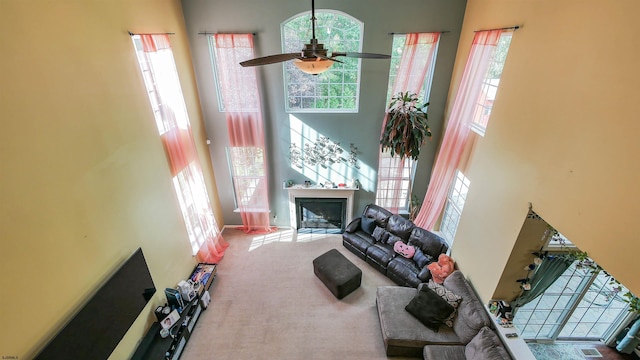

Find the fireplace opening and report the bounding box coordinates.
[295,198,347,232]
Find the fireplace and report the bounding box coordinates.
[286,186,357,233]
[295,198,347,231]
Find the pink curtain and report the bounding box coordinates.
[376,33,440,214]
[413,30,502,229]
[140,34,228,263]
[213,34,274,234]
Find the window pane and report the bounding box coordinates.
[439,170,470,245]
[470,32,513,135]
[375,151,414,210]
[385,34,438,105]
[282,10,363,113]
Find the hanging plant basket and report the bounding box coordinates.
[380,91,432,161]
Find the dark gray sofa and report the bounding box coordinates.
[342,204,449,287]
[376,270,512,359]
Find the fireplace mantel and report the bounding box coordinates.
[286,186,358,230]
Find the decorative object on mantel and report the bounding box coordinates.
[290,137,359,169]
[380,91,432,161]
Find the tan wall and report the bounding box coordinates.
[0,1,222,358]
[449,0,640,302]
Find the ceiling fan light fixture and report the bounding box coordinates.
[293,58,334,75]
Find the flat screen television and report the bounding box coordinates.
[35,248,156,360]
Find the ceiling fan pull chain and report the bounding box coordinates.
[311,0,316,44]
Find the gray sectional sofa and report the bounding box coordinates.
[376,270,512,359]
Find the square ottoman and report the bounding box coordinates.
[313,249,362,299]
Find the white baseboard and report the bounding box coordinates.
[221,225,293,231]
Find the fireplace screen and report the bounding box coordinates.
[295,198,347,231]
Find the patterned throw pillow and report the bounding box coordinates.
[427,279,462,328]
[372,226,389,243]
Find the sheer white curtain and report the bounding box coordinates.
[414,30,503,229]
[135,34,227,262]
[212,34,274,234]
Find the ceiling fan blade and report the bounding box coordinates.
[313,52,343,64]
[331,52,391,59]
[240,53,301,67]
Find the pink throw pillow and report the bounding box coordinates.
[393,241,416,259]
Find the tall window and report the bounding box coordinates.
[132,34,226,262]
[440,170,470,245]
[470,32,513,136]
[225,147,266,208]
[375,33,440,214]
[376,153,414,211]
[386,34,437,106]
[282,10,363,112]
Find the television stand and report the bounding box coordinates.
[132,263,217,360]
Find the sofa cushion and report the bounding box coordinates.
[408,227,448,258]
[405,287,455,332]
[342,231,375,255]
[387,257,423,287]
[413,247,433,268]
[464,327,511,360]
[386,215,415,240]
[423,345,466,360]
[427,280,462,328]
[363,204,393,228]
[361,215,376,234]
[366,243,395,273]
[372,226,389,243]
[377,286,461,352]
[444,271,492,344]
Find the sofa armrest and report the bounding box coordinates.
[417,266,432,281]
[423,344,466,360]
[345,217,361,233]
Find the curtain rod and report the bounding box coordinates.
[388,31,450,35]
[198,31,257,36]
[128,31,175,36]
[474,25,521,32]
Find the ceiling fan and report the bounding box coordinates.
[239,0,390,74]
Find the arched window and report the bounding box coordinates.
[282,10,363,112]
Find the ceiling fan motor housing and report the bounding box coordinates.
[302,39,328,59]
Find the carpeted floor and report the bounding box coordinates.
[181,228,409,360]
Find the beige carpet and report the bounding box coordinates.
[181,228,414,360]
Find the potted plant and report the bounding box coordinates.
[380,91,432,161]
